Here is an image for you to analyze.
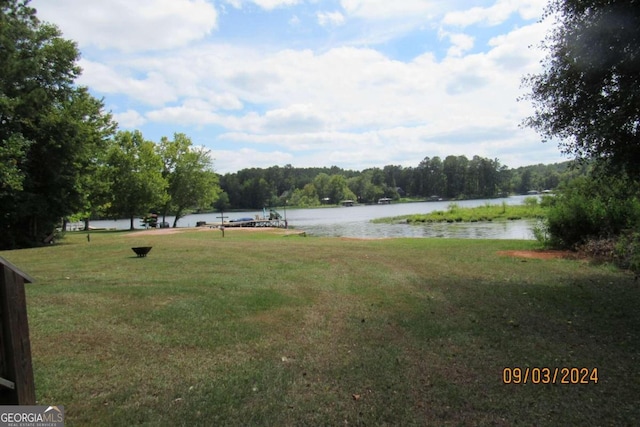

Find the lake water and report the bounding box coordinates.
[87,195,539,240]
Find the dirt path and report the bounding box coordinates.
[496,250,576,260]
[124,227,303,237]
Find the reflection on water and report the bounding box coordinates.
[89,195,539,240]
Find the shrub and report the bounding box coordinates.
[532,219,550,247]
[545,174,640,249]
[615,232,640,273]
[576,237,617,259]
[523,196,538,207]
[539,194,555,208]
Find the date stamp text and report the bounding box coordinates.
[502,367,598,384]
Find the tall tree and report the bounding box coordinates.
[241,177,271,209]
[0,0,115,248]
[313,173,331,202]
[327,174,356,204]
[523,0,640,174]
[158,133,220,227]
[443,155,468,198]
[101,131,167,230]
[417,156,446,197]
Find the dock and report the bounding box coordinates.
[205,218,286,228]
[204,209,287,229]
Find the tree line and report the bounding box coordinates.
[217,158,582,210]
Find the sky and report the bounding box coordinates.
[31,0,568,174]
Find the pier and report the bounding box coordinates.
[204,208,287,229]
[205,218,285,228]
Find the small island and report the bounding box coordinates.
[373,197,549,224]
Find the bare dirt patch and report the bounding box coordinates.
[125,228,188,237]
[497,250,576,260]
[124,226,302,237]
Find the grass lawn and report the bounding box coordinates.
[1,228,638,426]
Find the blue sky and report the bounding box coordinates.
[31,0,566,174]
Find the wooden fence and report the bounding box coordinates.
[0,256,35,405]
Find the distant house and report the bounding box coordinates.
[378,197,392,204]
[341,200,354,207]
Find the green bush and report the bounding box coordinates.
[544,174,640,249]
[615,232,640,273]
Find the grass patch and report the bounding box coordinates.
[1,228,638,425]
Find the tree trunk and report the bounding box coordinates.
[162,203,169,225]
[84,217,90,231]
[129,215,135,230]
[172,208,183,228]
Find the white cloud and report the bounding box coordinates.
[223,0,243,8]
[340,0,435,21]
[317,11,346,27]
[223,0,300,10]
[289,15,301,26]
[444,32,475,57]
[486,20,550,73]
[30,0,563,172]
[112,25,544,144]
[31,0,217,52]
[443,0,546,28]
[114,110,147,129]
[263,104,327,133]
[211,148,294,173]
[253,0,300,10]
[334,0,439,46]
[78,59,177,107]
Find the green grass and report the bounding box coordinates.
[2,228,639,426]
[374,200,548,224]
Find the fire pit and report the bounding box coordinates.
[131,246,152,257]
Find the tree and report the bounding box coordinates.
[0,135,30,195]
[0,1,115,248]
[523,0,640,174]
[443,155,468,198]
[416,156,446,198]
[327,174,356,204]
[101,131,167,230]
[241,177,271,209]
[158,133,220,227]
[219,174,242,208]
[313,173,331,202]
[288,183,320,207]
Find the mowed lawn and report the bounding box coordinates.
[2,228,639,426]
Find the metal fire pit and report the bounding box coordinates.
[131,246,152,257]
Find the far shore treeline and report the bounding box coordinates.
[216,159,584,210]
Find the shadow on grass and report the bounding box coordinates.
[396,269,640,425]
